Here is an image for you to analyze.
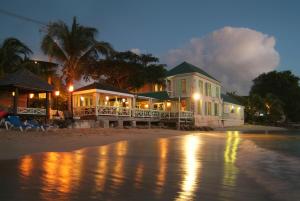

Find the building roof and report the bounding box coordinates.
[221,94,242,105]
[138,91,170,100]
[166,61,219,82]
[74,82,132,94]
[0,68,53,92]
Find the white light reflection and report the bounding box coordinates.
[176,135,202,201]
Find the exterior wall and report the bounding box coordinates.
[0,90,27,109]
[137,83,163,93]
[166,73,223,127]
[222,102,244,126]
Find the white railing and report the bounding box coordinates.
[73,105,194,120]
[73,107,96,116]
[160,111,194,120]
[97,106,131,117]
[17,107,46,115]
[133,109,160,118]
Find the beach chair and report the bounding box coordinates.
[25,119,45,131]
[0,110,8,128]
[5,116,31,132]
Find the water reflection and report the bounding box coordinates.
[176,135,202,201]
[134,162,144,188]
[94,146,109,192]
[111,141,128,189]
[39,150,84,200]
[155,138,169,195]
[221,131,240,196]
[19,155,33,178]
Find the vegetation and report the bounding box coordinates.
[0,37,32,77]
[229,70,300,124]
[89,51,166,90]
[250,70,300,122]
[41,17,114,86]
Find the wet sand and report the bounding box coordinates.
[0,128,190,160]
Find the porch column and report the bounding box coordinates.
[45,92,50,121]
[95,93,99,116]
[13,87,19,115]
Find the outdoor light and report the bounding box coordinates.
[193,93,200,101]
[145,104,149,108]
[122,98,126,103]
[166,102,171,107]
[29,93,34,99]
[68,85,74,92]
[105,96,109,101]
[238,107,241,110]
[34,61,38,64]
[125,101,129,104]
[12,91,15,96]
[231,105,234,110]
[80,96,84,101]
[55,90,60,96]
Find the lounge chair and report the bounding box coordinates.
[0,110,8,128]
[5,116,31,132]
[25,119,45,131]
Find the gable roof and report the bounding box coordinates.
[74,82,132,94]
[221,94,242,105]
[0,68,53,92]
[137,91,170,100]
[166,61,219,82]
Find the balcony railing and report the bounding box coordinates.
[17,107,46,115]
[73,106,194,120]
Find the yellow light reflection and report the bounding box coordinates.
[95,146,109,192]
[176,135,202,201]
[134,162,144,189]
[223,131,240,188]
[40,150,84,200]
[155,138,169,195]
[111,141,128,188]
[19,155,33,178]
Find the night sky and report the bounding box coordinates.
[1,0,299,93]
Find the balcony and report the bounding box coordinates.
[73,105,193,120]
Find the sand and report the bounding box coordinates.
[0,128,190,160]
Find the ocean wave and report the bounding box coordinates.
[237,140,300,201]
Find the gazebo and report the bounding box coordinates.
[0,68,53,118]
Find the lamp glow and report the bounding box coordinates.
[29,93,34,99]
[80,96,84,101]
[68,85,74,92]
[122,98,126,103]
[193,93,200,101]
[55,91,60,96]
[12,91,15,96]
[105,96,109,101]
[166,102,171,107]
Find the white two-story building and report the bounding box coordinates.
[164,61,244,127]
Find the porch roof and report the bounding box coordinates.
[0,68,53,92]
[74,82,132,95]
[137,91,170,101]
[221,94,243,106]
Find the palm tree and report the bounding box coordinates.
[0,37,32,77]
[41,17,114,86]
